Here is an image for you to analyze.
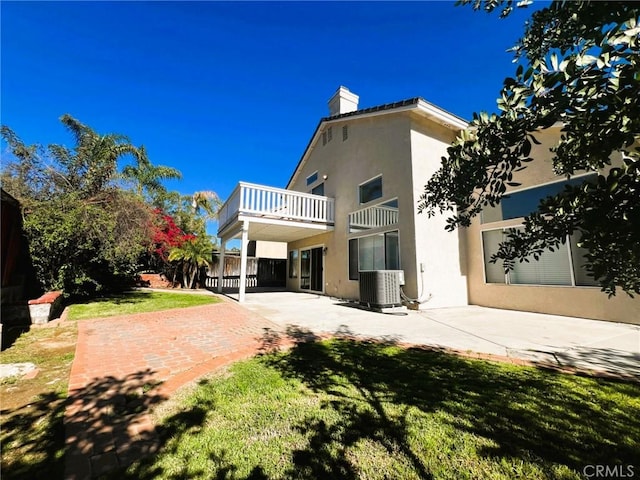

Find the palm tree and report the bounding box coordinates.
[121,146,182,198]
[191,190,221,219]
[168,234,213,289]
[55,114,140,200]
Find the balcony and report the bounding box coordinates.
[348,203,399,233]
[217,182,335,243]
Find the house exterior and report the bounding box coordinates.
[217,87,639,325]
[464,126,639,323]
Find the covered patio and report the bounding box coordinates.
[216,182,335,302]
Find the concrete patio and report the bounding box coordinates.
[241,291,640,380]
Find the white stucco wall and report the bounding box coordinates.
[254,241,287,259]
[408,116,468,308]
[286,110,468,309]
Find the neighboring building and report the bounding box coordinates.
[1,189,40,304]
[217,87,638,324]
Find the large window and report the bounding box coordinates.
[482,228,599,287]
[349,231,400,280]
[482,174,597,223]
[359,176,383,204]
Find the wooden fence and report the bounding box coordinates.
[205,255,285,289]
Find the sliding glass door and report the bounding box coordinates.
[300,247,323,292]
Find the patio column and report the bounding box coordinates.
[238,221,249,303]
[217,239,226,293]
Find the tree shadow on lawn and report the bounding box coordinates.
[1,391,67,480]
[116,376,271,480]
[104,326,639,480]
[260,326,640,478]
[1,369,166,480]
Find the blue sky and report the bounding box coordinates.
[1,1,538,235]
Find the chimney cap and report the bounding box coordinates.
[328,86,359,116]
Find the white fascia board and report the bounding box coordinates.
[415,100,468,129]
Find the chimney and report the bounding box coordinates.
[328,86,359,116]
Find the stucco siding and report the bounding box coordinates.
[288,114,415,301]
[464,125,639,324]
[409,117,468,308]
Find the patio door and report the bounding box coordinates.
[300,247,323,292]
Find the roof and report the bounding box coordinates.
[321,97,422,122]
[286,96,468,189]
[1,188,21,207]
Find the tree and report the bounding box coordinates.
[1,117,155,297]
[418,1,639,296]
[168,234,213,289]
[121,145,182,198]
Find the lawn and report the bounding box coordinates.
[0,322,77,480]
[120,335,640,480]
[1,289,221,480]
[67,290,220,320]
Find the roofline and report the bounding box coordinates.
[1,188,21,207]
[286,97,468,189]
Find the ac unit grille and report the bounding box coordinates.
[359,270,403,308]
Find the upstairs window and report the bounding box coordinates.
[342,125,348,141]
[311,183,325,196]
[306,171,318,186]
[359,175,383,204]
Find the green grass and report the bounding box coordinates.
[1,290,221,479]
[67,290,221,320]
[1,322,77,480]
[120,336,640,480]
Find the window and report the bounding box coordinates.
[342,125,348,141]
[569,235,600,286]
[327,126,333,142]
[311,182,325,196]
[349,239,358,280]
[288,250,298,278]
[359,235,385,271]
[300,249,310,289]
[482,174,597,223]
[482,228,599,287]
[306,171,318,186]
[322,132,327,146]
[359,176,383,204]
[349,231,400,280]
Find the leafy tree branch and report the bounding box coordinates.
[418,0,639,296]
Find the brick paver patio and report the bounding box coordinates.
[64,295,281,480]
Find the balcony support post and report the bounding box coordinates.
[238,221,249,303]
[217,238,226,293]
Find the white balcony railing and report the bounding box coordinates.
[218,182,335,234]
[348,205,399,232]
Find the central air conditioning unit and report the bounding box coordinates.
[359,270,404,309]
